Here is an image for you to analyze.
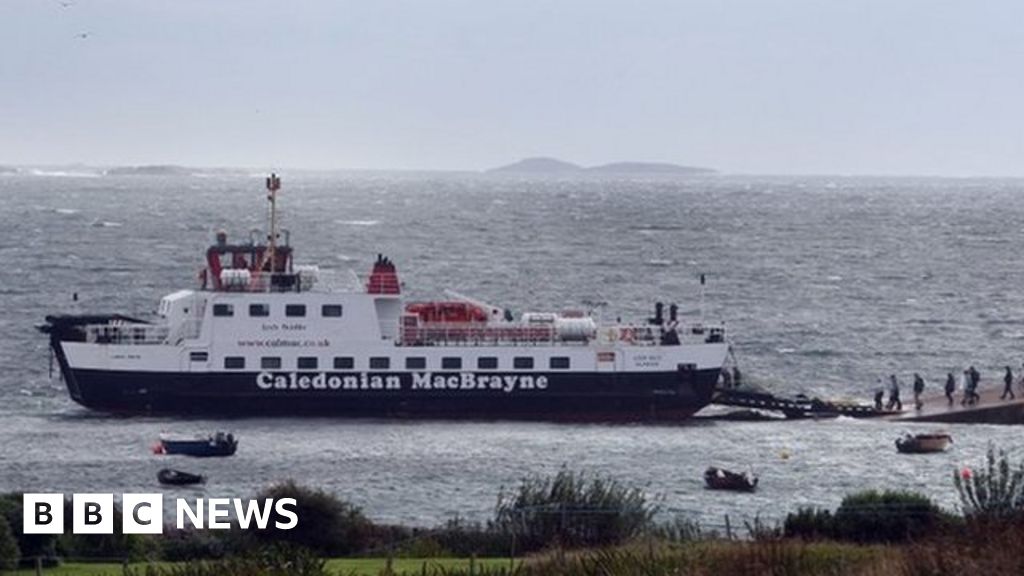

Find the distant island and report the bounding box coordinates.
[104,165,193,176]
[488,157,584,173]
[488,157,715,175]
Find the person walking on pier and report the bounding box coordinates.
[945,372,956,406]
[962,368,980,406]
[887,374,903,411]
[960,370,972,406]
[912,373,925,410]
[969,366,981,404]
[1001,366,1015,400]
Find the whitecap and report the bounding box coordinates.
[54,208,80,215]
[335,220,380,226]
[29,169,101,178]
[90,219,123,228]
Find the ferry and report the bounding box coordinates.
[40,175,730,421]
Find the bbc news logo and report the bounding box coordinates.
[23,494,298,534]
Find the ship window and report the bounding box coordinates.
[322,304,343,318]
[249,303,270,317]
[224,356,245,369]
[405,357,426,370]
[189,351,208,362]
[441,357,462,370]
[513,357,534,370]
[333,356,354,370]
[298,357,318,370]
[212,303,234,317]
[369,357,390,370]
[478,357,498,370]
[261,357,282,369]
[285,304,306,317]
[550,357,571,370]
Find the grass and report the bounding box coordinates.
[6,557,517,576]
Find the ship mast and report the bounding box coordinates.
[264,173,281,274]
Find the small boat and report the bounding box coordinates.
[157,431,238,457]
[704,466,758,492]
[157,468,206,486]
[895,433,953,454]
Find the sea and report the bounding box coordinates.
[2,169,1023,530]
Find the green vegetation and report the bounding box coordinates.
[832,490,949,543]
[0,518,18,571]
[8,556,513,576]
[493,468,655,552]
[784,491,950,544]
[249,481,374,556]
[953,445,1024,519]
[8,461,1024,575]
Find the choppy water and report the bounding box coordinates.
[2,171,1023,528]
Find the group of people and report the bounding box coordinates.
[873,363,1024,412]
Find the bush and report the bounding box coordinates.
[418,517,512,557]
[832,490,947,543]
[784,507,835,541]
[953,446,1024,519]
[57,501,147,561]
[249,481,374,556]
[651,516,706,542]
[0,517,19,571]
[0,493,58,564]
[493,469,656,553]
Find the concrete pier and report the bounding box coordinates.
[884,386,1024,425]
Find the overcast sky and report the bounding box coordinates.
[1,1,1021,175]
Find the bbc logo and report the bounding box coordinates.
[24,493,298,534]
[24,493,164,535]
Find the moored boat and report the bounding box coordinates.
[158,431,237,457]
[704,466,758,492]
[895,433,952,454]
[39,174,730,421]
[157,468,206,485]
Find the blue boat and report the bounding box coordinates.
[158,431,237,457]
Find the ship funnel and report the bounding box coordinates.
[367,254,400,295]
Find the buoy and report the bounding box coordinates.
[961,467,972,480]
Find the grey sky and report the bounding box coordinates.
[1,1,1021,175]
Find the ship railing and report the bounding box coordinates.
[399,323,569,347]
[398,321,726,347]
[85,323,170,345]
[593,323,727,346]
[216,272,314,293]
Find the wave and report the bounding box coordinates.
[29,169,102,178]
[335,220,380,227]
[90,219,123,228]
[54,208,80,215]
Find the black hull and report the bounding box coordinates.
[57,367,719,422]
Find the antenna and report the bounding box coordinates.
[699,273,706,326]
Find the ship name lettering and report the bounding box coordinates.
[409,372,548,393]
[256,372,400,391]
